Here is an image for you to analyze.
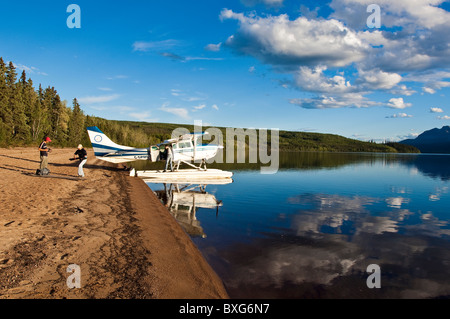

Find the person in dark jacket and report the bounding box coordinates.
[73,144,88,177]
[38,137,52,175]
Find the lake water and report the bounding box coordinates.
[132,152,450,299]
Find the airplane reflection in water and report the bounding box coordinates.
[148,180,232,238]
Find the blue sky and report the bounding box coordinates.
[1,0,450,142]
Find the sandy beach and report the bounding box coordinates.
[0,147,228,299]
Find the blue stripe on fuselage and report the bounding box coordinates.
[94,151,149,157]
[91,143,147,152]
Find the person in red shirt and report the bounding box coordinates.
[38,137,52,175]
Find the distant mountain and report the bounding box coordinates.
[400,126,450,153]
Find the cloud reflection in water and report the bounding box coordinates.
[217,192,450,298]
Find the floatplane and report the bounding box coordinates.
[86,126,233,181]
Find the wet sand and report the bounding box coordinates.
[0,147,228,299]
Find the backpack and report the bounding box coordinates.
[36,168,50,176]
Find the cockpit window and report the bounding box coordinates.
[179,141,192,149]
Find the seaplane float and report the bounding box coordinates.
[86,126,233,182]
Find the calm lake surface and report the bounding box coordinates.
[132,152,450,299]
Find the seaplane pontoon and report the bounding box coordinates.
[86,126,233,181]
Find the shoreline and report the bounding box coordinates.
[0,147,228,299]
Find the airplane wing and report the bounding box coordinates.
[158,132,210,146]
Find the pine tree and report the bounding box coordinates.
[2,61,16,141]
[68,98,85,145]
[45,86,69,143]
[18,70,35,142]
[0,58,8,143]
[29,84,48,141]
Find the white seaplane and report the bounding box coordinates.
[86,126,233,181]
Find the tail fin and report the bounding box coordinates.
[87,126,151,163]
[87,126,133,157]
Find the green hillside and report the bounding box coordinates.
[107,120,419,153]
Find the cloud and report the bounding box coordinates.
[437,115,450,120]
[218,9,410,110]
[295,66,354,94]
[405,71,450,94]
[133,39,223,63]
[160,52,186,62]
[290,66,409,109]
[160,102,190,119]
[171,89,182,96]
[204,43,222,52]
[330,0,450,73]
[78,94,121,104]
[387,98,412,109]
[357,68,402,90]
[396,132,420,141]
[170,89,208,102]
[330,0,450,30]
[385,113,413,118]
[212,104,219,111]
[220,3,450,112]
[106,75,128,80]
[159,52,223,63]
[390,85,416,96]
[220,9,369,69]
[423,81,450,94]
[12,62,48,76]
[240,0,284,7]
[132,39,180,52]
[193,104,206,110]
[185,56,223,62]
[430,107,444,113]
[289,93,380,109]
[98,87,113,92]
[133,39,222,62]
[423,87,436,94]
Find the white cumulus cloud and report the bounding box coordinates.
[220,2,450,110]
[387,98,412,109]
[295,66,354,94]
[220,9,369,69]
[430,107,444,113]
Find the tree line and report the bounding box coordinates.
[0,57,163,148]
